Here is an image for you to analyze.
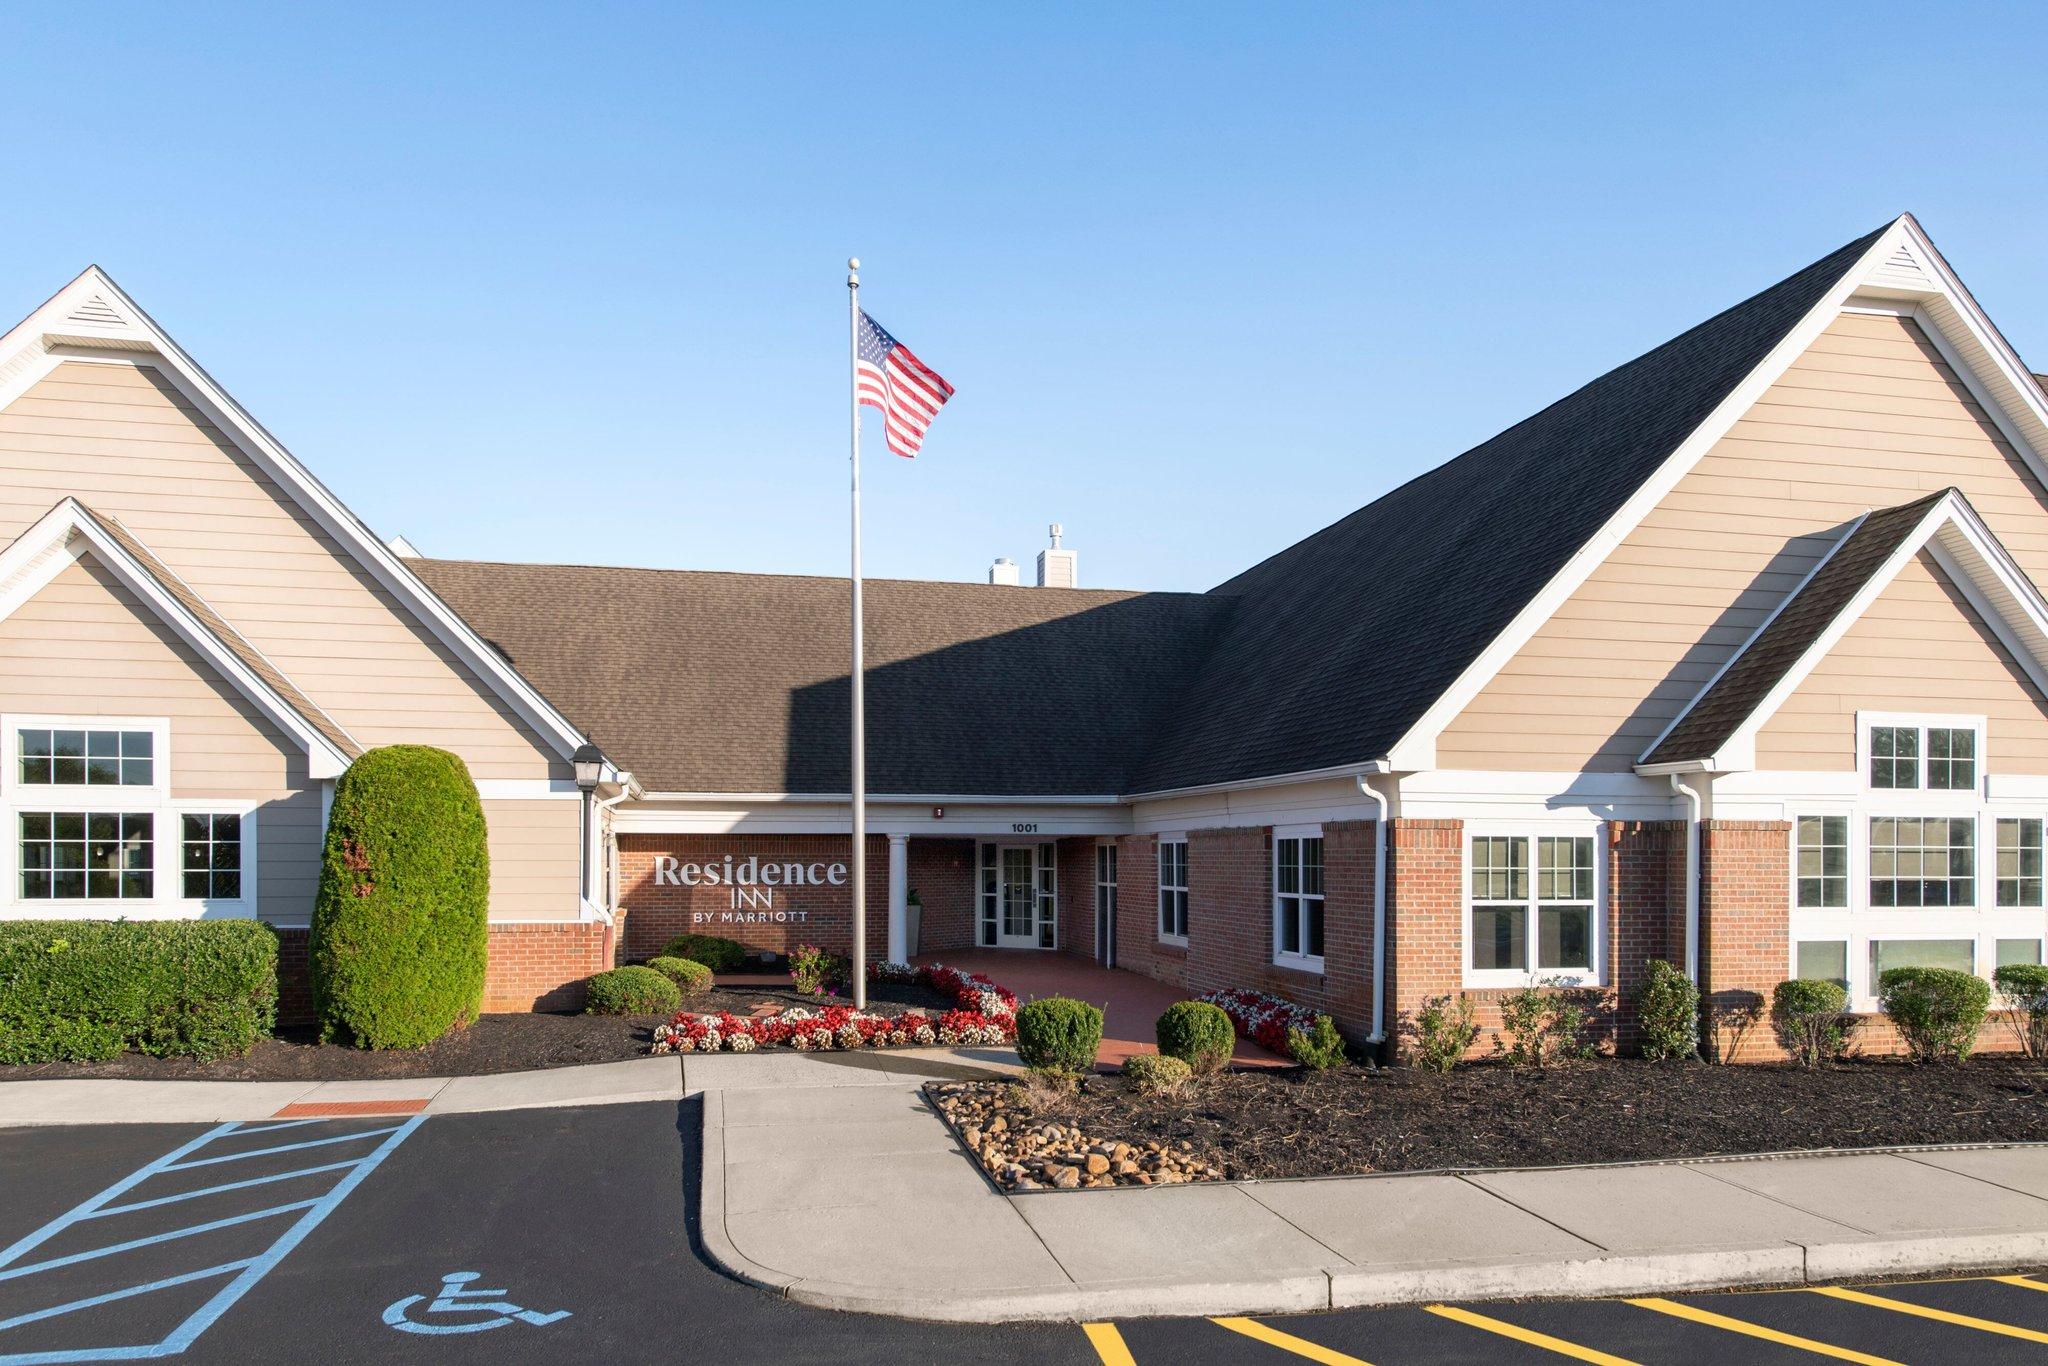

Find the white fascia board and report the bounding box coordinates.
[1683,493,2048,774]
[1380,221,1912,773]
[1120,758,1392,804]
[0,500,356,778]
[0,268,591,762]
[633,791,1124,806]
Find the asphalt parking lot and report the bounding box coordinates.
[2,1099,2045,1364]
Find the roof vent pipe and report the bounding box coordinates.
[1036,523,1077,588]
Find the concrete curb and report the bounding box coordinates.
[0,1056,687,1126]
[693,1090,2048,1322]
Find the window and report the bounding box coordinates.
[1467,832,1597,982]
[1036,842,1057,949]
[182,813,243,900]
[1997,938,2044,968]
[1869,816,1974,907]
[1796,816,1848,908]
[1998,819,2044,908]
[1795,940,1849,991]
[1157,837,1188,943]
[19,811,153,900]
[15,727,155,788]
[1866,718,1980,792]
[1273,833,1324,968]
[1869,938,1974,982]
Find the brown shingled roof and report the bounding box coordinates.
[412,559,1233,795]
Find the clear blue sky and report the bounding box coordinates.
[5,4,2045,592]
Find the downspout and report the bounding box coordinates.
[583,779,635,928]
[1356,771,1391,1045]
[1667,773,1702,984]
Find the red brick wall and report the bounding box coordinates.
[1382,818,1464,1055]
[274,919,617,1021]
[909,838,977,955]
[1699,819,1792,1062]
[1610,820,1688,1054]
[1056,836,1099,960]
[1113,834,1186,988]
[618,834,889,961]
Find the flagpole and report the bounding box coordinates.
[847,257,868,1011]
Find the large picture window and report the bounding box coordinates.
[1868,816,1974,907]
[18,811,153,900]
[1273,832,1324,969]
[1157,837,1188,944]
[1466,830,1597,984]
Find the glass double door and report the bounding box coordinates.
[979,841,1056,949]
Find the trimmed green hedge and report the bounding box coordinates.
[658,934,747,973]
[1156,1000,1234,1076]
[587,966,680,1015]
[1878,966,1990,1063]
[1014,997,1103,1073]
[0,920,278,1063]
[647,956,713,997]
[312,745,490,1049]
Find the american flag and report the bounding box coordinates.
[856,310,955,457]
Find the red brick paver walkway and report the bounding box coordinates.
[916,949,1288,1070]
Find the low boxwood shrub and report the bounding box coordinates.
[1771,978,1849,1068]
[1494,983,1592,1069]
[1634,958,1699,1061]
[647,956,713,997]
[1879,966,1991,1063]
[312,745,489,1049]
[1156,1000,1234,1076]
[1411,993,1479,1073]
[1014,996,1104,1074]
[1287,1014,1347,1070]
[0,920,278,1063]
[1122,1052,1193,1097]
[586,966,680,1016]
[659,933,747,973]
[1994,962,2048,1059]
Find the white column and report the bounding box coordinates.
[887,834,909,962]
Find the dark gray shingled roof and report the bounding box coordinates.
[1125,224,1890,792]
[411,560,1233,795]
[417,224,1892,798]
[1639,491,1951,767]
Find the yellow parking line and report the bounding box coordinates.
[1212,1316,1373,1364]
[1991,1274,2048,1292]
[1627,1296,1903,1364]
[1811,1286,2048,1343]
[1081,1322,1137,1366]
[1424,1304,1640,1364]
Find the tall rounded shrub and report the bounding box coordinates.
[312,745,490,1048]
[1156,1000,1234,1075]
[1878,966,1990,1063]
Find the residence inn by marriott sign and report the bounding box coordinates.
[651,853,845,923]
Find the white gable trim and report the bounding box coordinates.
[1638,491,2048,774]
[0,268,598,770]
[1385,215,2048,773]
[0,500,356,779]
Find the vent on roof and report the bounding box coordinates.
[1867,241,1935,292]
[1036,523,1077,588]
[64,294,125,327]
[988,556,1020,586]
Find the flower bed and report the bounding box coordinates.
[1201,986,1318,1054]
[650,961,1017,1055]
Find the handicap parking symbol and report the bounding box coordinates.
[383,1271,572,1335]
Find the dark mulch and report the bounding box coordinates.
[689,979,959,1019]
[0,1013,663,1082]
[1053,1057,2048,1179]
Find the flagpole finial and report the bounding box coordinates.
[847,257,860,290]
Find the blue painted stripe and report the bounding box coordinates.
[86,1160,363,1218]
[0,1124,239,1272]
[214,1118,335,1133]
[0,1258,256,1335]
[154,1115,425,1355]
[0,1200,318,1283]
[160,1125,406,1170]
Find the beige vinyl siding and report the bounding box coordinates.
[483,796,582,921]
[1755,551,2048,771]
[0,555,323,919]
[0,361,561,779]
[1439,311,2048,772]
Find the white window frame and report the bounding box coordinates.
[1157,834,1189,946]
[1094,839,1118,967]
[1790,713,2042,1009]
[1462,820,1604,989]
[0,714,258,920]
[1272,824,1325,974]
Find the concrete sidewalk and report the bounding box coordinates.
[693,1055,2048,1323]
[0,1055,687,1124]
